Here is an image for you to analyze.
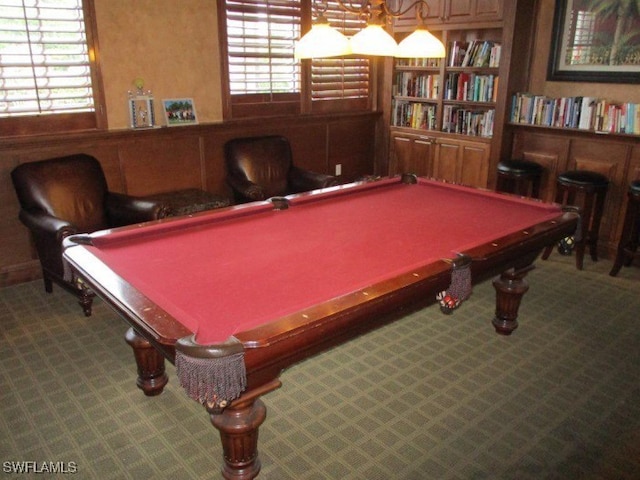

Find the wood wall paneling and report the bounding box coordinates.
[327,119,377,181]
[511,131,571,202]
[521,151,559,203]
[512,128,636,257]
[119,135,203,195]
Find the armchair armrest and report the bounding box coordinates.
[106,192,171,227]
[289,166,339,193]
[226,176,267,202]
[19,209,78,243]
[19,209,79,280]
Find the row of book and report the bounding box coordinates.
[511,93,640,135]
[444,73,498,103]
[395,58,442,68]
[442,106,495,137]
[448,40,501,68]
[394,72,440,99]
[392,100,437,130]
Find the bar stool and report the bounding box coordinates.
[496,159,543,198]
[542,170,609,270]
[609,180,640,277]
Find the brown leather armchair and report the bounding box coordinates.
[224,135,339,203]
[11,154,170,316]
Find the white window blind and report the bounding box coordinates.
[0,0,94,117]
[226,0,301,95]
[311,1,369,102]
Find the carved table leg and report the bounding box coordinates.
[124,327,168,396]
[209,380,281,480]
[491,265,535,335]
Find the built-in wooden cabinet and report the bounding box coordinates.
[442,0,504,24]
[386,0,536,189]
[390,129,489,187]
[395,0,503,28]
[432,136,490,186]
[510,125,640,257]
[389,131,435,176]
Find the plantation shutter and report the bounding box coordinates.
[310,0,369,112]
[0,0,94,117]
[226,0,301,96]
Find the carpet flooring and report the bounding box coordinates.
[1,255,639,479]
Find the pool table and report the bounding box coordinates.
[63,174,578,479]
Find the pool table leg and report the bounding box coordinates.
[125,327,169,396]
[208,380,281,480]
[491,265,535,335]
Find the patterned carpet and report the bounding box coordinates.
[1,255,639,480]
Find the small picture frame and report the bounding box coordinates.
[162,98,198,126]
[128,92,155,128]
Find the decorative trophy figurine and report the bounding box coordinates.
[128,78,155,128]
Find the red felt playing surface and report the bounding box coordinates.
[87,178,562,344]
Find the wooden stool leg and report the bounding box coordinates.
[575,191,594,270]
[610,195,640,276]
[589,190,607,262]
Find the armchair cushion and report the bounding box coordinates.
[224,135,338,203]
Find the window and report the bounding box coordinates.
[0,0,104,136]
[309,0,369,113]
[226,0,301,96]
[220,0,370,118]
[568,9,597,65]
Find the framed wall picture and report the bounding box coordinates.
[162,98,198,126]
[548,0,640,83]
[128,92,155,128]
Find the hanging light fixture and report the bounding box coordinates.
[294,0,445,59]
[396,24,446,58]
[294,14,351,59]
[349,6,398,57]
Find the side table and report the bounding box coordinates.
[145,188,231,217]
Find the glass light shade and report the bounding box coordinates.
[396,27,446,58]
[294,22,351,59]
[349,24,398,56]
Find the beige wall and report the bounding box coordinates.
[529,0,640,104]
[94,0,223,129]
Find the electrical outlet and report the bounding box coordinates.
[335,164,342,176]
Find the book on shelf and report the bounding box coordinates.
[442,105,494,137]
[396,57,441,68]
[456,41,500,68]
[446,73,498,102]
[448,41,468,67]
[392,100,437,130]
[510,92,640,135]
[395,72,439,99]
[489,44,501,68]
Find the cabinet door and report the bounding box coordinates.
[458,141,490,188]
[446,0,503,22]
[432,140,461,183]
[432,137,489,187]
[394,0,444,29]
[390,134,434,176]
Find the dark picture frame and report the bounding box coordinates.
[548,0,640,83]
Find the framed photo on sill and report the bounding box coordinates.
[128,93,155,128]
[548,0,640,84]
[162,98,198,126]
